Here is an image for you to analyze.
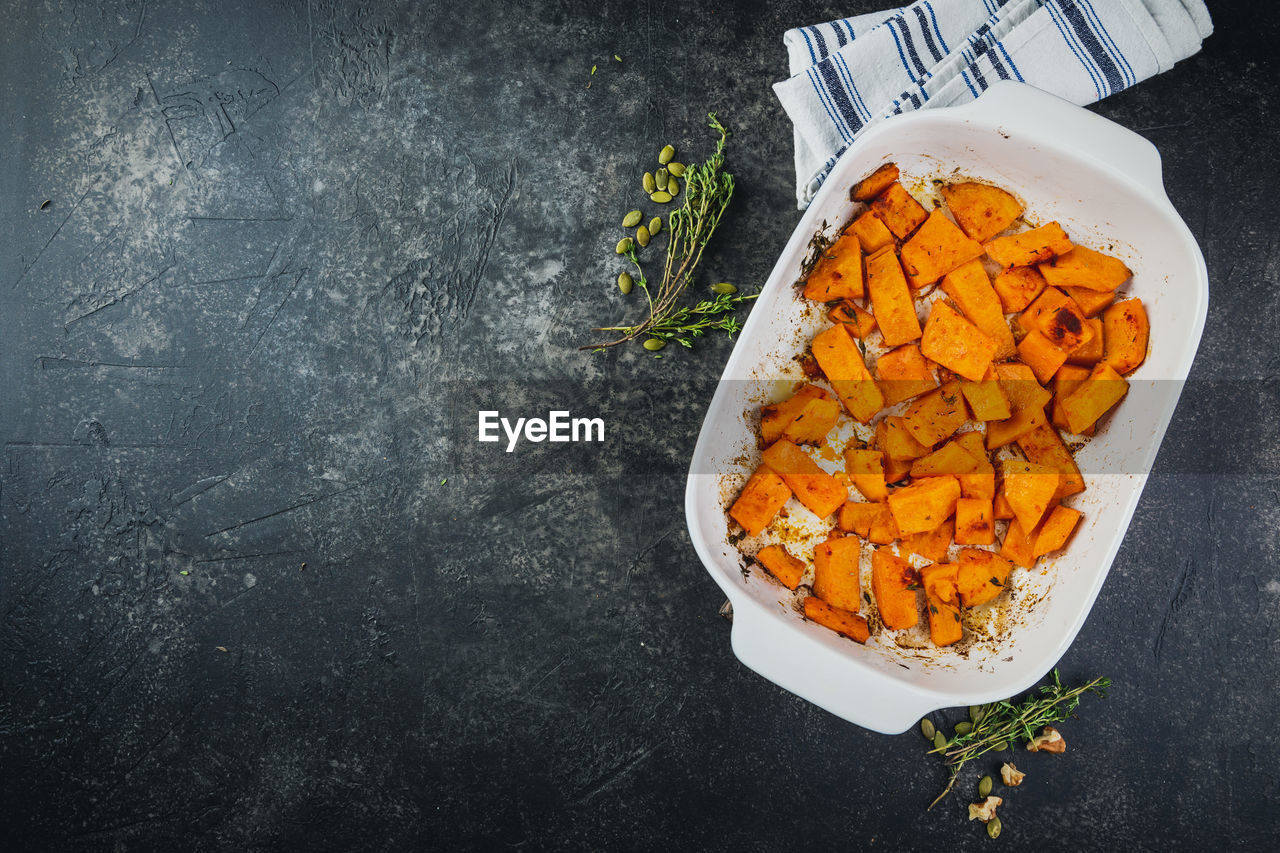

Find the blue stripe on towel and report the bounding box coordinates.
[805,67,854,144]
[913,6,945,62]
[1079,0,1136,87]
[1045,1,1105,99]
[799,27,818,64]
[834,53,873,121]
[1058,1,1123,95]
[816,60,865,136]
[889,15,930,77]
[997,42,1025,82]
[924,1,951,54]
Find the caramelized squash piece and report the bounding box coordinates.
[900,209,984,288]
[887,475,962,536]
[940,260,1016,359]
[849,209,896,253]
[961,367,1013,422]
[761,385,828,445]
[922,565,963,647]
[813,535,863,612]
[1062,285,1116,318]
[875,343,938,406]
[921,300,999,382]
[852,162,900,201]
[844,448,889,502]
[870,182,928,239]
[1001,459,1060,533]
[803,232,864,302]
[868,501,901,545]
[761,440,848,520]
[1066,317,1105,366]
[1060,362,1129,434]
[811,324,885,423]
[941,181,1024,243]
[910,440,982,478]
[871,549,920,630]
[1102,298,1149,375]
[728,465,792,536]
[780,395,841,445]
[803,595,871,643]
[992,265,1048,313]
[999,518,1037,568]
[1051,364,1095,436]
[1017,331,1070,385]
[755,544,805,589]
[866,247,923,346]
[1038,245,1132,292]
[983,221,1073,268]
[828,299,879,340]
[838,501,880,538]
[956,548,1013,607]
[876,415,932,461]
[1032,505,1082,557]
[1016,423,1085,500]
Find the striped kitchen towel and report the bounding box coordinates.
[774,0,1212,207]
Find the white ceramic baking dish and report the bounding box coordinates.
[685,81,1208,734]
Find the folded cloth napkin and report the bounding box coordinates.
[774,0,1213,208]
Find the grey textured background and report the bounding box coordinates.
[2,0,1277,850]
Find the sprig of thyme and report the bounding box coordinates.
[584,114,754,351]
[925,669,1111,809]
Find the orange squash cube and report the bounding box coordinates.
[992,265,1048,313]
[921,300,999,382]
[961,367,1013,422]
[803,595,871,643]
[813,535,863,612]
[954,498,995,545]
[849,209,896,253]
[1051,364,1095,436]
[780,394,841,445]
[761,439,848,520]
[1016,423,1086,500]
[1062,286,1116,318]
[941,181,1024,243]
[755,544,806,589]
[1001,459,1060,533]
[901,518,955,563]
[956,548,1014,607]
[999,518,1037,568]
[1017,331,1070,385]
[910,440,982,478]
[1032,505,1082,557]
[941,259,1016,359]
[845,447,889,502]
[1066,317,1105,366]
[876,414,932,461]
[811,324,885,423]
[875,343,938,406]
[1102,298,1149,375]
[728,465,792,537]
[803,232,864,302]
[888,475,962,536]
[761,384,828,445]
[870,182,928,239]
[866,247,923,346]
[983,221,1072,268]
[1038,245,1132,292]
[828,299,879,339]
[900,209,985,288]
[1060,362,1129,434]
[871,549,920,630]
[902,382,969,447]
[838,501,880,538]
[868,501,901,545]
[852,162,900,201]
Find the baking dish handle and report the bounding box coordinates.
[727,593,938,735]
[953,81,1166,195]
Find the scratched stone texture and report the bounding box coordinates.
[1,0,1277,850]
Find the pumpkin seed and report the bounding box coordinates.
[667,161,686,177]
[933,731,946,751]
[994,741,1009,752]
[658,144,675,165]
[648,216,662,236]
[920,718,936,740]
[618,272,633,294]
[643,172,656,193]
[987,816,1002,839]
[955,722,973,736]
[667,177,680,196]
[615,237,634,255]
[643,338,666,351]
[635,225,650,247]
[712,282,737,295]
[650,191,673,203]
[655,168,669,191]
[978,775,993,798]
[970,705,984,724]
[622,210,643,228]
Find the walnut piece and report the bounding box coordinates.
[968,795,1003,822]
[1026,725,1066,753]
[1000,762,1026,786]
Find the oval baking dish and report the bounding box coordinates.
[684,82,1208,734]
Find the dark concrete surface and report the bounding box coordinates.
[2,0,1277,849]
